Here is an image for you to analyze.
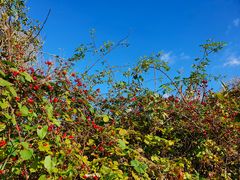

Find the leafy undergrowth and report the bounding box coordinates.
[0,1,240,179]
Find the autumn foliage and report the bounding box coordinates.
[0,1,239,179]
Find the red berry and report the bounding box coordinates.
[16,125,21,131]
[27,98,34,104]
[83,175,88,179]
[48,85,54,91]
[12,71,19,77]
[45,61,53,66]
[174,98,179,103]
[131,97,137,102]
[93,175,99,180]
[0,140,7,147]
[68,135,74,140]
[53,97,58,103]
[12,157,17,161]
[29,67,34,73]
[77,82,82,86]
[48,125,54,132]
[98,146,104,152]
[62,133,67,139]
[15,96,20,101]
[33,85,39,91]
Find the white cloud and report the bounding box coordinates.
[161,52,173,62]
[233,18,240,27]
[226,18,240,34]
[179,52,190,60]
[160,51,190,64]
[163,93,170,98]
[224,56,240,66]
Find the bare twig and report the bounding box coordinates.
[29,9,51,43]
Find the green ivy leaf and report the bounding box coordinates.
[130,160,148,174]
[20,149,33,160]
[118,139,127,150]
[37,126,48,140]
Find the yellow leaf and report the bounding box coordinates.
[103,115,109,122]
[119,128,128,136]
[132,171,140,180]
[88,139,95,145]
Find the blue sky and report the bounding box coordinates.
[28,0,240,91]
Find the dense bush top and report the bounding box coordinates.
[0,1,239,179]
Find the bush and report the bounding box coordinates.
[0,1,239,179]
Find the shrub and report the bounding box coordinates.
[0,1,239,179]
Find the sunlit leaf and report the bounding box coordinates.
[37,126,48,140]
[20,149,33,160]
[0,78,12,87]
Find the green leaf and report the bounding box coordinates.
[118,139,127,150]
[38,141,51,152]
[8,86,17,97]
[37,126,48,140]
[21,72,33,82]
[130,160,148,174]
[45,104,53,120]
[20,149,33,160]
[131,160,139,167]
[0,78,12,87]
[0,100,9,109]
[38,175,47,180]
[1,60,15,67]
[20,105,29,116]
[21,142,29,149]
[0,70,6,77]
[0,123,6,132]
[11,115,16,125]
[3,113,11,119]
[44,155,54,173]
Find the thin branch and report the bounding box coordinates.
[30,9,51,43]
[83,34,129,74]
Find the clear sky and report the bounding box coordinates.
[27,0,240,91]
